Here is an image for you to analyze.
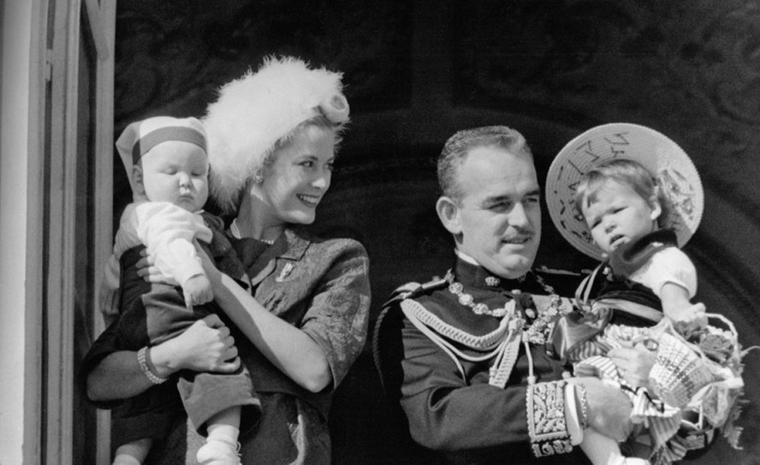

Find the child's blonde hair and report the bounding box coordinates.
[574,158,668,226]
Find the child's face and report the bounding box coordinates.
[137,141,209,212]
[581,178,661,257]
[254,125,335,226]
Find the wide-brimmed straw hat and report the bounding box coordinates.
[545,123,704,260]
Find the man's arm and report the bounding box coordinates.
[399,311,634,454]
[399,316,541,452]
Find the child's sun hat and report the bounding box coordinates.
[545,122,704,260]
[203,55,350,214]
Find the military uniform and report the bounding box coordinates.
[375,254,591,465]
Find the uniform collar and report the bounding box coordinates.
[452,249,529,292]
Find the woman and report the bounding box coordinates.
[84,56,371,465]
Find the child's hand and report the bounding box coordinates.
[669,302,708,336]
[183,274,214,308]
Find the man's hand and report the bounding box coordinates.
[153,314,240,375]
[608,342,656,388]
[183,274,214,308]
[566,377,633,441]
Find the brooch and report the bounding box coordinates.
[275,262,295,282]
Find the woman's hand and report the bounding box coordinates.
[566,376,633,441]
[87,314,239,401]
[151,314,240,376]
[608,342,656,389]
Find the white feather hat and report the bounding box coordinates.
[203,56,350,214]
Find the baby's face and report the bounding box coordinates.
[139,140,209,212]
[581,178,660,257]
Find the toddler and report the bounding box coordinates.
[566,158,709,465]
[548,153,748,465]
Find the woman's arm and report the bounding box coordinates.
[134,243,335,391]
[86,314,240,401]
[206,266,332,392]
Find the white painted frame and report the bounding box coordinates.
[45,0,116,462]
[0,0,116,463]
[1,1,44,463]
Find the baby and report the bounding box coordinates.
[103,116,258,465]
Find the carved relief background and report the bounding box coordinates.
[112,1,760,463]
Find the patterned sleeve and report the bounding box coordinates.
[299,239,371,389]
[639,247,697,298]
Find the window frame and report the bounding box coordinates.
[40,0,115,463]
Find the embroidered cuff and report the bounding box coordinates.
[137,346,168,384]
[564,383,583,446]
[526,380,573,458]
[575,383,590,429]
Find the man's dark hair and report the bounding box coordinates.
[437,126,533,201]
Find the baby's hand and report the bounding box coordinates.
[669,302,708,335]
[183,274,214,308]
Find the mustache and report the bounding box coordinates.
[504,225,536,239]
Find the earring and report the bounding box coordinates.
[253,172,264,184]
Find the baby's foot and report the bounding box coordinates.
[196,439,241,465]
[112,455,142,465]
[614,457,650,465]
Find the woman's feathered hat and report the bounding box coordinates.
[203,56,350,214]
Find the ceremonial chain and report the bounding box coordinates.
[444,269,569,345]
[444,269,515,317]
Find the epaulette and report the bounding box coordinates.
[533,265,588,297]
[534,265,583,277]
[381,276,448,310]
[373,276,448,398]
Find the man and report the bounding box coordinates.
[377,126,648,464]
